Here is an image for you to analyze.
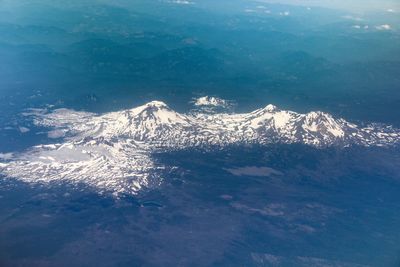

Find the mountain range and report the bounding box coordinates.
[1,97,398,195]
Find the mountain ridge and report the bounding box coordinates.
[1,98,399,195]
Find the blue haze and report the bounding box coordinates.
[0,1,400,266]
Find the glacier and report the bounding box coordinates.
[0,99,399,195]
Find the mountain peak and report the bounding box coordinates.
[264,104,278,112]
[126,100,190,129]
[128,100,171,116]
[144,100,169,109]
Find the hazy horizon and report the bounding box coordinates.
[255,0,400,13]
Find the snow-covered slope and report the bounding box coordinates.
[1,99,399,195]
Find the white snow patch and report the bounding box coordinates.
[48,129,65,139]
[0,153,13,160]
[0,163,8,168]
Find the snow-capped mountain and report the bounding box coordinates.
[191,96,234,113]
[193,96,230,107]
[1,99,399,195]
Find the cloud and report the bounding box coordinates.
[244,6,271,14]
[19,126,30,133]
[352,25,372,30]
[170,0,194,5]
[279,11,290,16]
[375,24,392,30]
[387,9,396,13]
[343,15,363,21]
[255,0,400,12]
